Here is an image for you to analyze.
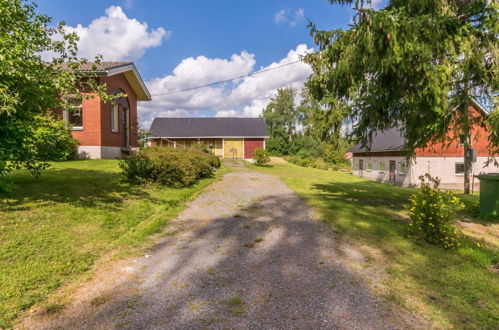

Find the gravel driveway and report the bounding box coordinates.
[21,164,422,329]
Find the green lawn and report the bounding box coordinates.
[0,160,228,328]
[249,162,499,329]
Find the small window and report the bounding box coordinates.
[399,162,407,174]
[379,162,386,171]
[111,104,119,133]
[367,161,374,170]
[63,98,83,129]
[208,141,215,149]
[455,163,465,175]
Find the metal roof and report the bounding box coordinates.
[150,117,268,138]
[350,127,406,153]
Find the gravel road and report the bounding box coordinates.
[20,164,423,329]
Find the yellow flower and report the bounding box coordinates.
[476,242,481,248]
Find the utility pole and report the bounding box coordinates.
[463,103,471,195]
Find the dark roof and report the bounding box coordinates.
[58,62,131,73]
[350,127,406,153]
[150,117,268,138]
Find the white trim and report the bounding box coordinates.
[70,126,83,131]
[105,63,151,101]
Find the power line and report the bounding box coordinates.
[151,60,302,97]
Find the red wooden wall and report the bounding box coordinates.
[244,138,264,159]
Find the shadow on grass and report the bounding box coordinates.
[307,178,499,328]
[0,168,157,211]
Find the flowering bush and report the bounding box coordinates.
[408,174,464,249]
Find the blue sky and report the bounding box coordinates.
[37,0,382,125]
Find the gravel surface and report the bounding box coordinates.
[20,164,424,329]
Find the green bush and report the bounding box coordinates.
[29,114,78,162]
[254,148,271,166]
[408,174,464,249]
[119,147,220,188]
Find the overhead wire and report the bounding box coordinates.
[150,60,303,97]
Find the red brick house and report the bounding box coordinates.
[149,117,268,159]
[351,100,499,189]
[58,62,151,159]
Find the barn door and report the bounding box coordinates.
[359,159,364,177]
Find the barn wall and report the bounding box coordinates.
[244,138,264,159]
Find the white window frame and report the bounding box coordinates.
[63,101,83,131]
[399,162,407,174]
[379,162,386,172]
[367,161,373,171]
[111,104,119,133]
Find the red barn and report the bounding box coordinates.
[350,100,499,190]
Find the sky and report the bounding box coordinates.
[37,0,385,127]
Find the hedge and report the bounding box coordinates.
[119,147,221,188]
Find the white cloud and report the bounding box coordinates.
[274,8,304,27]
[139,44,313,127]
[274,10,287,24]
[65,6,169,61]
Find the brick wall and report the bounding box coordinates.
[100,74,139,148]
[70,92,102,146]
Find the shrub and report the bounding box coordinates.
[254,149,271,166]
[408,174,464,249]
[119,147,220,188]
[29,115,78,162]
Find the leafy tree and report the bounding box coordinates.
[137,127,151,149]
[305,0,498,193]
[0,0,108,177]
[262,88,299,146]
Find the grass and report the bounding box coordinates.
[248,161,499,329]
[222,295,245,317]
[0,160,228,328]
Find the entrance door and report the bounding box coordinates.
[223,139,244,159]
[389,160,396,183]
[359,159,364,177]
[122,108,130,148]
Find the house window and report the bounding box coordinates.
[208,141,215,149]
[367,161,373,170]
[111,104,119,133]
[379,162,386,171]
[455,163,465,175]
[399,162,407,174]
[63,98,83,129]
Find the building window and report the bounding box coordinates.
[367,161,373,170]
[455,163,465,175]
[399,162,407,174]
[111,104,119,133]
[63,98,83,129]
[379,162,386,171]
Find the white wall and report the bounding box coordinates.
[352,155,499,190]
[78,146,122,159]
